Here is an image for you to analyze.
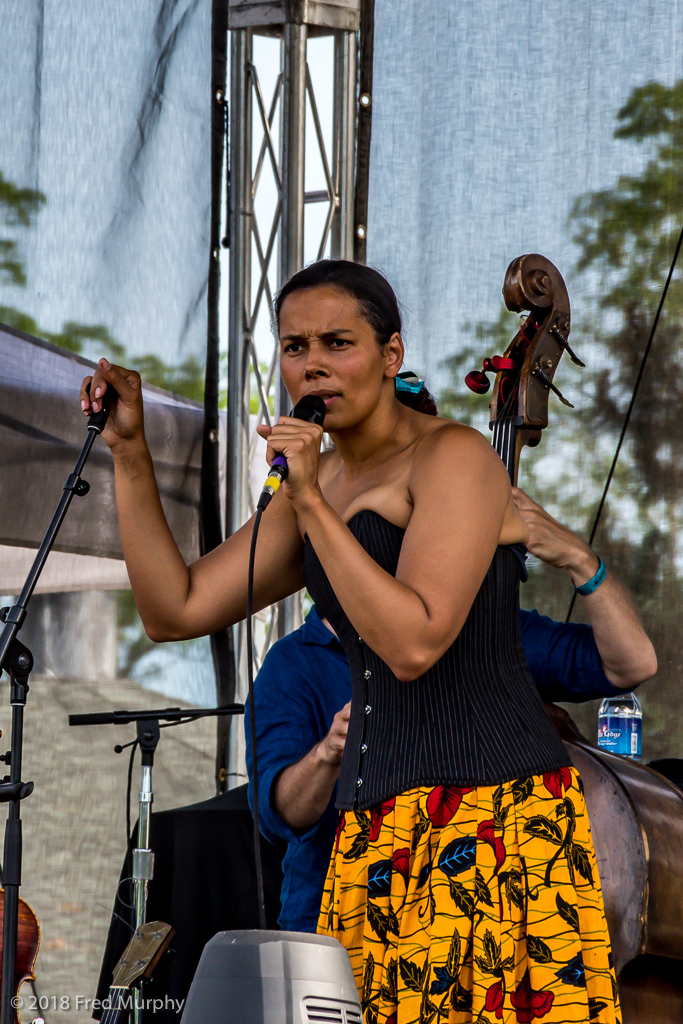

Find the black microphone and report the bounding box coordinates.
[85,379,119,434]
[256,394,327,511]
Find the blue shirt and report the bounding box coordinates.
[245,605,624,932]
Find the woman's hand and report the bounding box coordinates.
[256,415,324,509]
[80,358,146,454]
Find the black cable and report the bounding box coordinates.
[566,223,683,623]
[247,506,267,929]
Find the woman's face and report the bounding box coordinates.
[278,284,403,431]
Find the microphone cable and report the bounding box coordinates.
[246,393,327,930]
[247,505,267,929]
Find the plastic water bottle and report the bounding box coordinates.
[597,693,642,759]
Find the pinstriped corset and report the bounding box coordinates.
[302,510,571,810]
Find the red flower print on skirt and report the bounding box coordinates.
[334,813,345,854]
[485,980,504,1019]
[542,768,573,799]
[510,970,555,1022]
[391,847,411,884]
[477,818,506,871]
[426,785,474,828]
[369,798,395,841]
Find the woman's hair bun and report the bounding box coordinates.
[395,372,438,416]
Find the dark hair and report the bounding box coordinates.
[275,259,438,416]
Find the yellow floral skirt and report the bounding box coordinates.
[318,768,620,1024]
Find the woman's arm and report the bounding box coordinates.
[277,421,511,681]
[82,360,304,641]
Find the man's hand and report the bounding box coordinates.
[273,701,351,830]
[512,487,599,588]
[512,486,657,688]
[318,702,351,767]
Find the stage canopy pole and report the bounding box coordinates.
[224,0,361,784]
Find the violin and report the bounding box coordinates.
[466,253,683,1020]
[0,889,40,1023]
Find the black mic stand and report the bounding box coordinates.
[0,387,115,1024]
[68,704,243,1024]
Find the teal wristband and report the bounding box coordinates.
[574,557,606,596]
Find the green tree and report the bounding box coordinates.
[0,171,46,286]
[566,80,683,753]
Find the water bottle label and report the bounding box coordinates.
[598,715,641,759]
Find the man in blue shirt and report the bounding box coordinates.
[246,489,657,932]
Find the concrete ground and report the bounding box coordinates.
[0,675,217,1023]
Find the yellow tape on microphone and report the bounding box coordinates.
[263,474,283,495]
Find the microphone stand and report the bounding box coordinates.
[69,704,243,1024]
[0,389,115,1024]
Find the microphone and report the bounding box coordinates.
[256,394,327,511]
[85,380,119,434]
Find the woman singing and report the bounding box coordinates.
[82,260,619,1023]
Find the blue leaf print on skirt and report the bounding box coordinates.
[555,952,586,987]
[437,837,477,876]
[367,859,393,897]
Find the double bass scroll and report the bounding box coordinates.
[466,253,582,485]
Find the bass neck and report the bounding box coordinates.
[100,987,129,1024]
[492,415,522,485]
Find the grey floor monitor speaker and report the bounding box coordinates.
[180,930,363,1024]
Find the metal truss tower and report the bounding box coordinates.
[226,0,361,782]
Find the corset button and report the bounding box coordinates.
[356,777,363,788]
[357,635,364,644]
[364,669,372,680]
[361,743,368,754]
[364,704,372,715]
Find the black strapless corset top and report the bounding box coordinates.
[303,510,571,810]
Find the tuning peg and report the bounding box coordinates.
[465,370,490,394]
[465,355,515,394]
[532,365,574,408]
[488,356,515,372]
[549,323,585,367]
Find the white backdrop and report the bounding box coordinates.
[367,0,683,388]
[366,0,683,761]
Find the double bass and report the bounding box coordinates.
[466,254,683,1022]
